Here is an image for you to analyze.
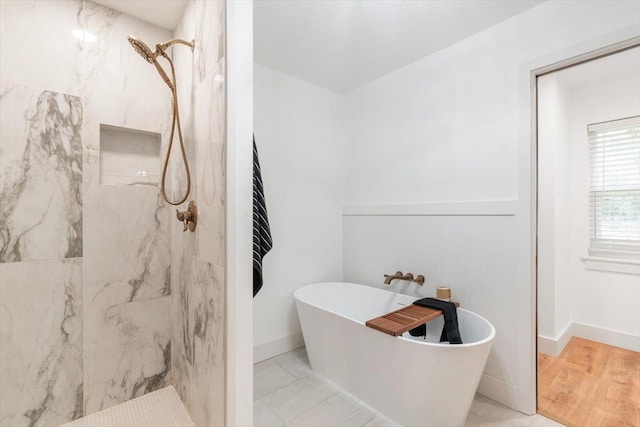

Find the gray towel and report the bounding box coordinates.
[253,137,272,297]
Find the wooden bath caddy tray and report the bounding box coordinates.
[365,302,459,337]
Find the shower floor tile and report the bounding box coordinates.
[60,386,193,427]
[254,348,564,427]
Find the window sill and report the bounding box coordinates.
[581,256,640,275]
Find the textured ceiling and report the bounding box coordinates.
[255,0,545,93]
[92,0,189,30]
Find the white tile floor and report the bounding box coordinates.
[254,348,564,427]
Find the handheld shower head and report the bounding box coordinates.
[127,36,156,63]
[128,36,195,64]
[127,34,196,207]
[128,35,175,90]
[127,35,196,91]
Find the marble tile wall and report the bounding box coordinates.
[0,85,83,263]
[0,259,83,427]
[171,1,227,426]
[0,0,176,424]
[0,0,83,97]
[83,297,172,413]
[81,2,173,413]
[1,2,85,422]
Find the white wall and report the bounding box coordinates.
[253,64,345,361]
[537,75,573,343]
[340,0,640,414]
[568,74,640,343]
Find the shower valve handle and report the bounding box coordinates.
[176,209,189,231]
[176,201,197,232]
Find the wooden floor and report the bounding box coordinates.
[538,337,640,427]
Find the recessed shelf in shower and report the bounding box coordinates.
[99,124,161,187]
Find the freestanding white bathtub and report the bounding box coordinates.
[295,282,495,427]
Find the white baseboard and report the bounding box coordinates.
[537,335,554,356]
[253,332,305,363]
[538,322,639,356]
[538,322,573,357]
[571,322,639,352]
[477,374,526,414]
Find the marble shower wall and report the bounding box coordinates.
[0,1,173,425]
[0,259,83,427]
[81,1,173,414]
[0,86,83,263]
[171,1,227,426]
[1,2,85,425]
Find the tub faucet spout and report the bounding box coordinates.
[384,271,414,285]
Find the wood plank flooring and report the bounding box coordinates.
[538,337,640,427]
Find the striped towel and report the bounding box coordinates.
[253,137,272,297]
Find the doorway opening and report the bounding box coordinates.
[535,45,640,426]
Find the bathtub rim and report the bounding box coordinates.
[295,281,496,348]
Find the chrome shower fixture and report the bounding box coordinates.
[127,35,195,208]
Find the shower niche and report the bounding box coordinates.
[99,124,161,186]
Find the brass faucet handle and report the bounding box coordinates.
[176,209,189,231]
[414,275,425,285]
[405,273,414,280]
[175,201,198,232]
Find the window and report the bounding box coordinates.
[588,116,640,260]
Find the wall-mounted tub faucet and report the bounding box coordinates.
[384,271,412,284]
[383,271,425,285]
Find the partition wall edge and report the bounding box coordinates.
[226,1,254,426]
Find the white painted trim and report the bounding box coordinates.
[526,58,539,418]
[556,323,574,356]
[477,374,517,411]
[572,322,640,352]
[581,256,640,275]
[254,332,305,363]
[588,115,640,132]
[535,35,640,77]
[537,335,557,357]
[538,322,640,355]
[225,2,253,427]
[537,322,573,357]
[343,200,518,216]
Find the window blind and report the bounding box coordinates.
[588,116,640,259]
